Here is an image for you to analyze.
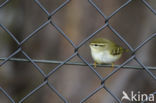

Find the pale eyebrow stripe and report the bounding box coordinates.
[90,43,107,45]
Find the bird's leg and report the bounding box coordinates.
[93,61,97,68]
[111,63,114,68]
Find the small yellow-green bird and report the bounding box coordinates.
[89,38,127,67]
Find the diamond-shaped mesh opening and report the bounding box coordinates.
[22,23,74,61]
[49,0,107,45]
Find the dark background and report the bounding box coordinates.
[0,0,156,103]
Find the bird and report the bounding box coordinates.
[89,38,127,68]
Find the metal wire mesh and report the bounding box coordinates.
[0,0,156,103]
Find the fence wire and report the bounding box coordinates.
[0,0,156,103]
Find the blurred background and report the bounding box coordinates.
[0,0,156,103]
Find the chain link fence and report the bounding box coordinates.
[0,0,156,103]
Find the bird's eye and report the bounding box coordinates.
[94,44,98,46]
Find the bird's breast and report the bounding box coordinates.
[91,50,121,64]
